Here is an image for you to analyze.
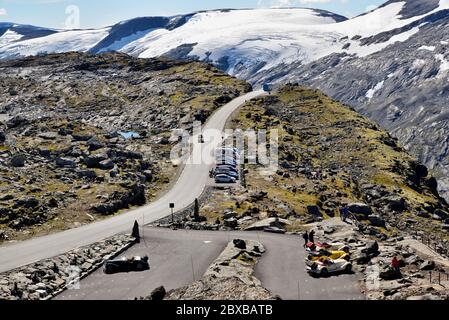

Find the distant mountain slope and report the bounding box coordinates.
[0,0,448,201]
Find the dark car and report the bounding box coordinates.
[216,164,238,173]
[215,169,239,179]
[216,159,237,166]
[103,256,150,274]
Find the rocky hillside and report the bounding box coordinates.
[1,1,448,204]
[266,6,449,201]
[190,85,449,244]
[0,52,250,242]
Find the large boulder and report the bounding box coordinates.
[77,170,97,180]
[10,154,25,167]
[99,159,114,170]
[307,205,323,220]
[385,196,406,212]
[86,137,104,151]
[434,209,449,220]
[56,157,76,168]
[379,267,402,280]
[92,202,119,215]
[244,218,291,231]
[419,260,435,271]
[233,239,247,250]
[83,154,108,168]
[362,241,379,256]
[149,286,166,301]
[347,203,372,216]
[368,214,386,227]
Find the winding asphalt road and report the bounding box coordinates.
[0,90,265,273]
[55,228,364,300]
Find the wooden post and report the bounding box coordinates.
[193,198,200,221]
[170,203,175,224]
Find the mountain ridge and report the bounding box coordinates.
[0,0,448,202]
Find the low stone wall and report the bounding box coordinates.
[0,234,136,300]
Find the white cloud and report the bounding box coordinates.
[0,8,7,16]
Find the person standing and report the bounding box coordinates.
[340,205,349,222]
[391,256,400,272]
[309,230,315,244]
[302,231,309,248]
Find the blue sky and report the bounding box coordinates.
[0,0,386,29]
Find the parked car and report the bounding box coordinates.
[306,241,348,253]
[307,258,352,277]
[216,156,238,164]
[215,174,236,184]
[216,148,239,159]
[217,159,237,167]
[215,169,239,179]
[216,164,239,173]
[103,256,150,274]
[306,250,351,267]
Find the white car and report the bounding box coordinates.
[307,258,352,277]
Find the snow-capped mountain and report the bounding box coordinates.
[1,0,449,200]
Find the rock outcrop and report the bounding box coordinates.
[162,240,276,300]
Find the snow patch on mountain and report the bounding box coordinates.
[435,53,449,73]
[366,80,385,99]
[0,30,23,47]
[0,28,110,59]
[418,45,436,51]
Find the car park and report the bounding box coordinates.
[103,256,150,274]
[213,147,240,184]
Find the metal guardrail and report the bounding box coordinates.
[428,270,449,286]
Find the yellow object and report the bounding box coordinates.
[308,251,350,262]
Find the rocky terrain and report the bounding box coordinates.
[0,234,136,300]
[268,8,449,201]
[141,239,275,300]
[0,52,251,242]
[180,85,449,247]
[307,218,449,300]
[1,1,448,204]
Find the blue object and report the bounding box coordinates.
[118,131,140,139]
[263,83,271,92]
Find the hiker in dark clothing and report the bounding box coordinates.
[309,230,315,244]
[340,206,349,222]
[302,232,309,248]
